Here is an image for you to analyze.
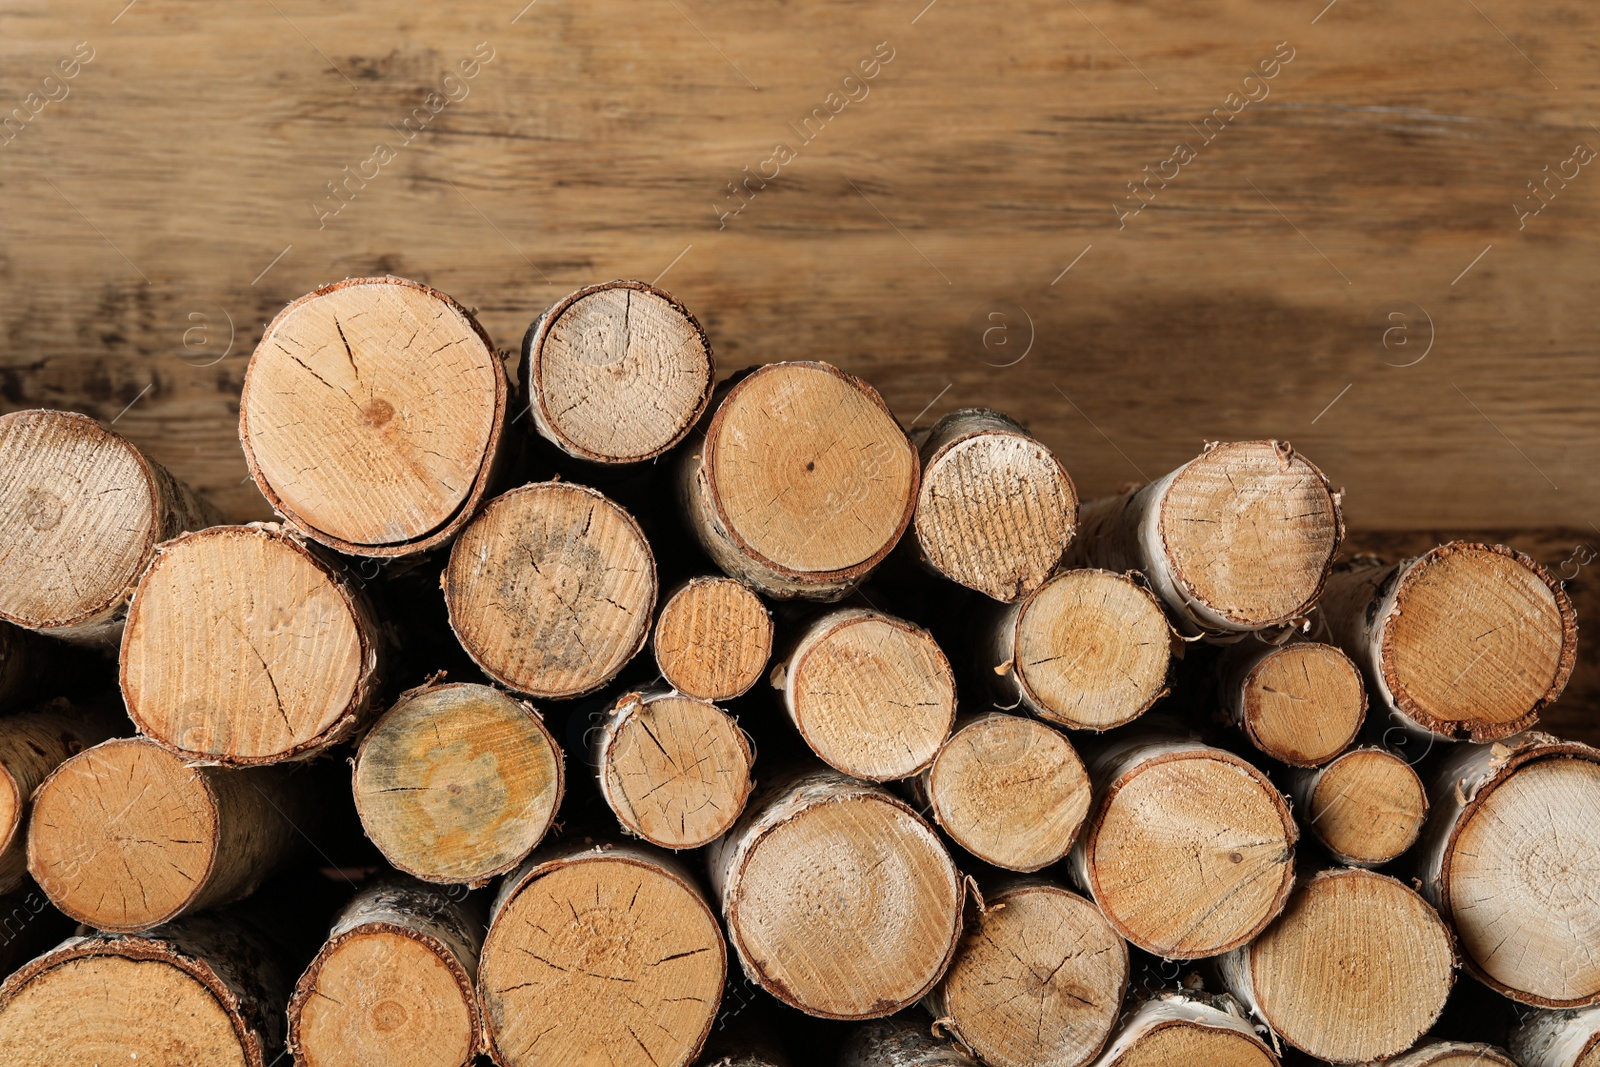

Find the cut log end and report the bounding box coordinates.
[1302,747,1426,866]
[1386,1041,1518,1067]
[653,577,773,701]
[1092,993,1278,1067]
[0,699,119,895]
[1234,641,1365,766]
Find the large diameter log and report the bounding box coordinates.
[353,681,563,885]
[0,698,119,894]
[653,576,773,701]
[982,569,1173,731]
[239,276,509,557]
[926,879,1127,1067]
[479,840,726,1067]
[910,408,1078,602]
[1067,440,1342,637]
[1512,1006,1600,1067]
[288,876,485,1067]
[1087,990,1278,1067]
[1217,867,1455,1063]
[776,608,956,781]
[1216,639,1365,766]
[1285,746,1427,867]
[120,523,384,764]
[443,481,656,699]
[839,1016,979,1067]
[678,361,919,600]
[710,767,964,1019]
[1388,1041,1519,1067]
[0,409,215,644]
[521,280,715,463]
[1416,732,1600,1007]
[1317,543,1576,740]
[27,737,301,932]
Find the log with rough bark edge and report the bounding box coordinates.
[775,607,956,781]
[1066,440,1343,637]
[709,766,963,1020]
[1067,731,1297,959]
[1387,1041,1519,1067]
[677,361,919,600]
[911,711,1091,872]
[0,408,215,645]
[1316,543,1576,741]
[592,688,754,850]
[352,681,563,885]
[239,276,509,558]
[1415,732,1600,1007]
[288,876,485,1067]
[521,279,715,463]
[26,737,300,932]
[1215,639,1366,767]
[839,1015,980,1067]
[910,408,1078,602]
[442,481,656,699]
[120,522,384,765]
[982,568,1173,731]
[1512,1006,1600,1067]
[1217,867,1455,1064]
[1086,990,1278,1067]
[478,839,726,1067]
[653,576,773,701]
[0,698,120,894]
[1285,745,1427,867]
[926,879,1127,1067]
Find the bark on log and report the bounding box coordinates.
[653,576,773,701]
[1215,639,1365,766]
[677,361,919,600]
[1285,745,1427,867]
[1086,990,1278,1067]
[239,276,509,557]
[353,681,563,885]
[839,1016,979,1067]
[521,279,715,463]
[0,698,120,894]
[1386,1041,1519,1067]
[1511,1006,1600,1067]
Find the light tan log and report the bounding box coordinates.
[775,607,956,781]
[1317,543,1576,741]
[1415,731,1600,1007]
[1512,1005,1600,1067]
[592,688,753,849]
[1286,746,1427,867]
[1216,639,1365,766]
[0,698,119,895]
[652,576,773,701]
[677,361,919,600]
[353,681,563,885]
[1068,731,1296,959]
[521,279,715,463]
[1387,1041,1519,1067]
[912,711,1090,872]
[1086,990,1278,1067]
[120,522,384,765]
[288,876,484,1067]
[479,839,725,1067]
[1066,440,1343,637]
[27,737,300,932]
[1217,867,1455,1064]
[443,481,656,699]
[0,408,215,644]
[0,912,289,1066]
[927,879,1127,1067]
[709,766,963,1020]
[982,568,1173,731]
[239,276,509,557]
[910,408,1078,602]
[839,1016,980,1067]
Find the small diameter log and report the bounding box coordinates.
[709,767,964,1019]
[1217,867,1455,1064]
[1067,440,1343,637]
[1068,732,1296,959]
[0,698,119,894]
[443,481,656,699]
[1512,1006,1600,1067]
[288,876,485,1067]
[353,682,563,885]
[1388,1041,1519,1067]
[910,408,1078,602]
[1087,991,1278,1067]
[522,279,715,463]
[983,569,1173,731]
[479,840,726,1067]
[653,576,773,701]
[0,409,214,644]
[120,523,383,765]
[592,688,754,849]
[239,276,509,557]
[839,1016,979,1067]
[927,879,1128,1067]
[27,737,300,932]
[1317,543,1576,741]
[1216,639,1365,766]
[1285,746,1427,867]
[678,361,919,600]
[1416,732,1600,1007]
[776,608,956,781]
[912,711,1091,872]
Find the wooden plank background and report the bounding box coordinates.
[0,0,1595,530]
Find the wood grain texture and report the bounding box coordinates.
[0,698,119,895]
[1286,745,1427,867]
[652,576,773,701]
[1087,991,1278,1067]
[1215,639,1365,766]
